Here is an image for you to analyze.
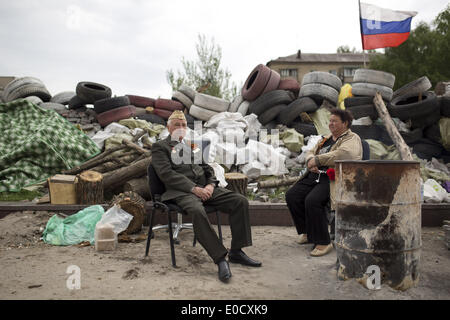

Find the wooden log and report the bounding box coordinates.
[373,92,414,161]
[224,172,248,196]
[123,176,151,200]
[257,176,300,189]
[63,145,128,175]
[75,170,104,205]
[103,156,152,191]
[122,140,151,157]
[111,191,146,234]
[90,154,140,173]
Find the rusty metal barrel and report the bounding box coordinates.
[334,160,421,291]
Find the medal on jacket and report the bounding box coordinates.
[191,143,200,153]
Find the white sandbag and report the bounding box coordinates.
[208,162,228,188]
[352,116,373,126]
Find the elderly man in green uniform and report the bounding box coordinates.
[150,110,261,282]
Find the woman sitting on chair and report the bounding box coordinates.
[285,109,362,257]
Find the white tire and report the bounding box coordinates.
[178,85,197,101]
[194,93,230,112]
[229,95,243,113]
[237,100,250,116]
[189,104,219,121]
[172,91,193,109]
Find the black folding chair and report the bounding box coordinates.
[145,163,223,267]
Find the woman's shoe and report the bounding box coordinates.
[298,234,308,245]
[310,243,333,257]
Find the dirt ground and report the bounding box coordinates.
[0,210,449,300]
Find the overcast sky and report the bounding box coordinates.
[0,0,448,100]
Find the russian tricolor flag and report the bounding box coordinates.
[360,2,417,50]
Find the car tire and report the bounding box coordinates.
[94,96,130,114]
[194,93,229,112]
[299,83,339,105]
[291,122,318,137]
[76,81,112,104]
[189,104,219,121]
[258,104,287,125]
[154,98,184,111]
[278,78,300,97]
[96,105,136,127]
[388,91,439,121]
[351,124,381,141]
[242,64,272,101]
[347,104,378,120]
[393,76,432,100]
[126,95,155,108]
[277,97,318,126]
[351,83,393,101]
[229,95,244,113]
[301,71,342,92]
[136,113,166,126]
[172,91,193,109]
[353,69,395,88]
[261,70,281,95]
[237,101,250,116]
[178,85,196,101]
[248,90,293,116]
[50,91,76,105]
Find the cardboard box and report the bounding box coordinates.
[48,174,77,205]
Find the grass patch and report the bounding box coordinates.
[0,189,43,202]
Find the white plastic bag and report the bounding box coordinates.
[96,205,134,235]
[423,179,450,203]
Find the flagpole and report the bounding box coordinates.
[359,0,367,68]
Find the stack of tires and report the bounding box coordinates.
[228,64,281,119]
[346,69,395,143]
[190,93,230,122]
[172,85,197,128]
[299,71,342,106]
[127,95,166,126]
[386,76,445,161]
[2,77,52,103]
[247,90,294,128]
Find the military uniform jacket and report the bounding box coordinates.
[151,136,231,202]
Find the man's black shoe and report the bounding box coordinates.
[228,250,262,267]
[217,259,232,283]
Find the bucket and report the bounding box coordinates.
[334,160,421,291]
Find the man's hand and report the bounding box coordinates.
[192,186,213,201]
[204,184,214,199]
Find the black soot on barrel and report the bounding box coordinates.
[334,160,421,291]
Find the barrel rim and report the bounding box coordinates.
[335,160,420,164]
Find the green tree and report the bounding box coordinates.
[167,34,238,101]
[337,45,360,53]
[369,5,450,90]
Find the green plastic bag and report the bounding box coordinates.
[310,107,331,136]
[42,205,105,246]
[280,129,304,153]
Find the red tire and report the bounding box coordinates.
[241,64,271,101]
[96,105,136,127]
[152,108,174,119]
[126,95,155,108]
[154,98,184,111]
[278,78,300,97]
[262,70,281,95]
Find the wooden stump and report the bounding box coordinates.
[75,170,104,205]
[224,172,248,196]
[111,191,146,234]
[123,176,151,200]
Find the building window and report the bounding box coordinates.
[344,67,358,77]
[280,69,298,79]
[329,70,337,75]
